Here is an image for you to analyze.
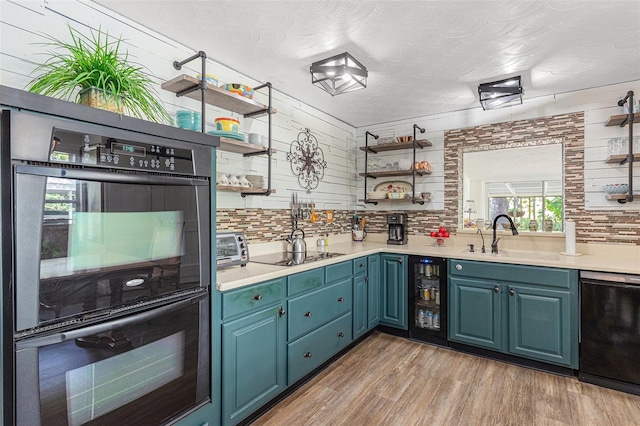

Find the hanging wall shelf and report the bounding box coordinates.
[162,51,276,197]
[603,91,636,204]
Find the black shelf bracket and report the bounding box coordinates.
[172,51,207,133]
[363,131,379,203]
[616,90,635,203]
[411,124,426,204]
[242,82,273,197]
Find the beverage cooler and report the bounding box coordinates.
[408,256,447,346]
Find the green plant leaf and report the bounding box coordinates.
[27,24,172,124]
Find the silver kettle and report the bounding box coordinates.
[287,228,307,254]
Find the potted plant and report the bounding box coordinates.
[27,25,172,124]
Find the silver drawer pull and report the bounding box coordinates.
[337,297,344,302]
[304,352,312,358]
[253,294,263,301]
[304,311,312,317]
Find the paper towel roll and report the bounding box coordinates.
[565,220,576,254]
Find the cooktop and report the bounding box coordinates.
[250,251,345,267]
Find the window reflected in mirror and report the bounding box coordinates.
[463,144,564,232]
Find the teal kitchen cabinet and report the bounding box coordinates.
[353,255,381,339]
[379,254,408,330]
[448,259,578,368]
[221,278,286,426]
[449,276,502,351]
[367,255,381,329]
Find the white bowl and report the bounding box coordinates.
[603,184,628,194]
[367,191,387,200]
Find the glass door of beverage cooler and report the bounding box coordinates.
[408,256,447,346]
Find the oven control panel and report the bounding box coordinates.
[50,128,194,174]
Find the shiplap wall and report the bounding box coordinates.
[0,0,357,212]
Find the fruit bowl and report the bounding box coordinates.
[222,83,254,99]
[603,183,629,194]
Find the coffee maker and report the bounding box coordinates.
[387,214,408,245]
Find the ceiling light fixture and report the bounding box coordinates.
[478,76,523,110]
[310,52,367,96]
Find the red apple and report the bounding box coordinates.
[443,231,450,238]
[430,231,436,237]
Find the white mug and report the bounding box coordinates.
[239,176,253,187]
[229,175,241,186]
[218,174,230,185]
[248,133,263,145]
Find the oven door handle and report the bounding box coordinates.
[15,164,209,186]
[16,293,207,350]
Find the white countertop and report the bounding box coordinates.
[216,235,640,292]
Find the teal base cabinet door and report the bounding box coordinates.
[379,254,408,329]
[221,305,286,426]
[353,273,368,339]
[449,276,502,351]
[367,255,381,329]
[508,285,571,366]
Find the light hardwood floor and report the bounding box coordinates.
[252,332,640,426]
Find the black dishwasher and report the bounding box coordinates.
[580,271,640,395]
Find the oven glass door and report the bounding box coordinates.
[15,294,210,426]
[15,165,210,331]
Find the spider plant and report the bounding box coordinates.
[27,24,172,124]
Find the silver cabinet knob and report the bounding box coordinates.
[455,264,462,271]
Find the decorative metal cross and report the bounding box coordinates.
[287,128,327,193]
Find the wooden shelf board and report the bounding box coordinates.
[359,139,432,153]
[217,185,275,194]
[218,138,274,155]
[359,169,431,178]
[359,198,425,205]
[605,153,639,164]
[161,74,277,117]
[605,193,637,201]
[605,112,640,127]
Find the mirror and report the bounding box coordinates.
[462,144,563,232]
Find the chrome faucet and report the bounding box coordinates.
[491,214,519,254]
[477,228,486,253]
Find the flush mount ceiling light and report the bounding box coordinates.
[310,52,367,96]
[478,76,523,110]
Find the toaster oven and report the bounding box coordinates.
[216,232,249,268]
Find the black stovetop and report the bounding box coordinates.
[250,251,345,267]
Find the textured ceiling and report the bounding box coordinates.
[95,0,640,127]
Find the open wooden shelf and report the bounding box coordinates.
[217,185,275,194]
[359,169,431,178]
[605,112,640,127]
[359,139,432,153]
[359,198,425,205]
[605,153,640,164]
[161,74,276,118]
[218,137,275,156]
[605,193,637,201]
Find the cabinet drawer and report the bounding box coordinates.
[288,268,325,297]
[326,261,352,284]
[352,257,368,276]
[288,312,352,385]
[222,278,285,320]
[449,259,574,289]
[288,278,352,341]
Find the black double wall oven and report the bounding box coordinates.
[3,109,212,425]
